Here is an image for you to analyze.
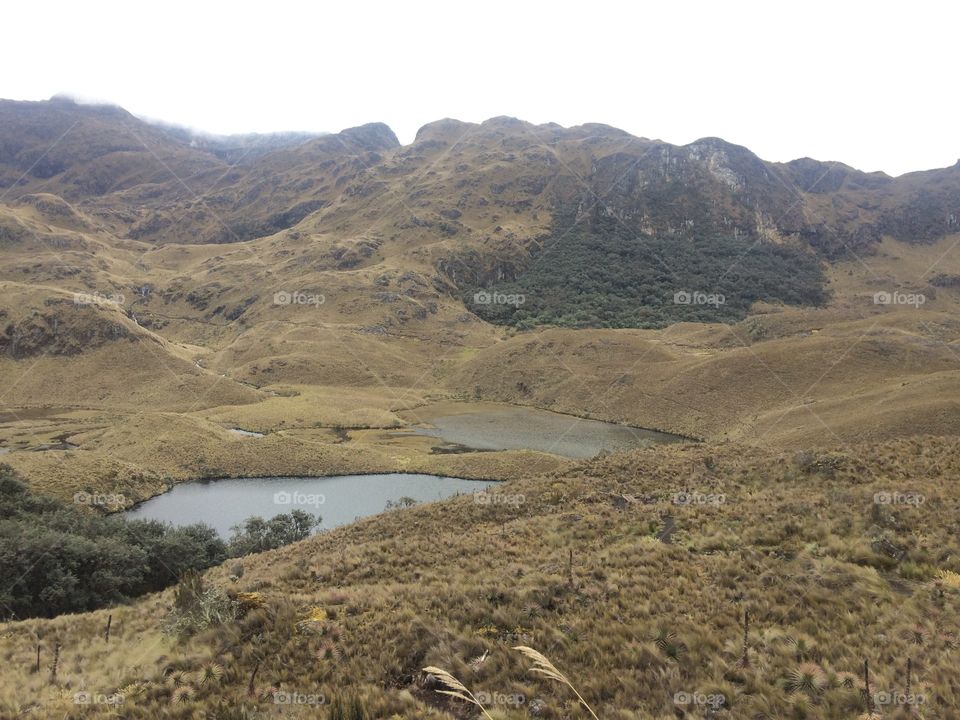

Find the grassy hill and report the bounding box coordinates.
[2,437,959,718]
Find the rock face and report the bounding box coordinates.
[0,300,139,359]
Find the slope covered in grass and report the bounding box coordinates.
[1,437,958,718]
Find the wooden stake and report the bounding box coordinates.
[247,659,261,696]
[49,642,61,685]
[905,657,913,714]
[739,609,750,667]
[104,614,112,643]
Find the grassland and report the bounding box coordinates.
[3,233,960,503]
[2,437,959,718]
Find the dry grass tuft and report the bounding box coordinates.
[514,646,599,720]
[421,665,493,719]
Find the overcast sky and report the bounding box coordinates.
[4,0,956,176]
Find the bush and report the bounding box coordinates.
[0,465,228,618]
[463,219,827,329]
[227,510,320,556]
[163,570,237,637]
[0,464,315,619]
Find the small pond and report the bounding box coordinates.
[124,473,496,537]
[406,402,686,458]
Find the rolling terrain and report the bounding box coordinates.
[1,98,959,502]
[3,439,960,718]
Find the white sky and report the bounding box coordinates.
[4,0,956,176]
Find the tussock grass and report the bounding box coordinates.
[2,437,960,717]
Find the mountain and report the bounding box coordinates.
[4,99,959,252]
[1,96,960,493]
[0,97,219,197]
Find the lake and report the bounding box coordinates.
[124,473,497,537]
[403,401,686,458]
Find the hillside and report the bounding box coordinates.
[2,438,959,718]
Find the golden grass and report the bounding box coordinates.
[2,436,959,717]
[195,384,426,432]
[513,646,599,720]
[422,666,495,720]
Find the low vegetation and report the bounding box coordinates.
[2,437,958,717]
[467,218,828,328]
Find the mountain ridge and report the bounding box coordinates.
[2,97,958,256]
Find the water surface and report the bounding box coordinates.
[124,473,496,537]
[406,402,685,458]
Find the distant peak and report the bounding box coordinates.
[480,115,529,129]
[413,118,476,145]
[337,122,400,150]
[686,136,751,153]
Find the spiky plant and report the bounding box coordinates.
[197,662,225,686]
[785,663,828,695]
[653,626,688,663]
[166,669,193,688]
[171,685,195,703]
[421,665,494,720]
[900,624,928,646]
[514,646,599,720]
[835,671,859,689]
[255,685,279,702]
[317,638,343,663]
[785,634,817,662]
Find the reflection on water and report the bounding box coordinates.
[124,473,497,537]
